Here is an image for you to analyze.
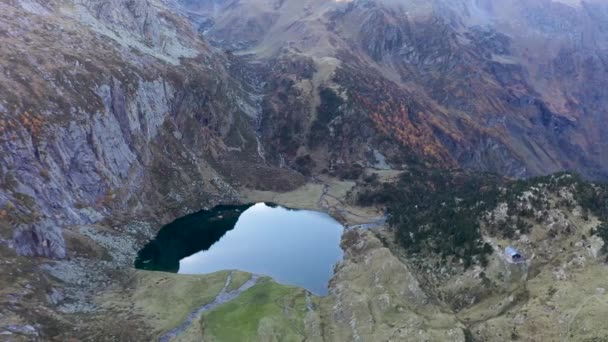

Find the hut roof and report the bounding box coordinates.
[505,246,523,258]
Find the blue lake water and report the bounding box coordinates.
[135,203,344,295]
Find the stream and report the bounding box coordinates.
[316,181,387,230]
[159,272,260,342]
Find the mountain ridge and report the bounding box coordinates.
[174,0,608,179]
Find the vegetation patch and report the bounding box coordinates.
[357,169,608,267]
[358,168,500,267]
[308,87,343,148]
[131,270,230,336]
[200,278,308,342]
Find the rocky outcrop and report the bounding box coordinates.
[359,7,409,61]
[81,0,163,46]
[325,229,467,341]
[12,223,66,259]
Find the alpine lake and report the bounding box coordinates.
[135,203,345,295]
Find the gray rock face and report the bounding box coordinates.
[80,0,163,46]
[0,0,261,259]
[5,324,38,336]
[359,7,408,61]
[12,222,66,259]
[0,78,175,224]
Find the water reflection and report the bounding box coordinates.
[135,203,344,295]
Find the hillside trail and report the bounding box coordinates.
[562,294,599,342]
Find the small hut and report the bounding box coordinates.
[504,246,524,263]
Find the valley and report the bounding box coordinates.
[0,0,607,341]
[3,171,608,341]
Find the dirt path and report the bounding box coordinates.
[159,272,260,342]
[563,294,598,342]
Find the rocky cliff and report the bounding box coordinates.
[0,0,303,261]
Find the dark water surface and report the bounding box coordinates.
[135,203,344,295]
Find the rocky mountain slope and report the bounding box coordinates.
[175,0,608,179]
[0,0,301,338]
[3,0,607,262]
[0,0,607,341]
[0,0,303,258]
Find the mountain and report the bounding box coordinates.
[174,0,608,179]
[0,0,308,337]
[0,0,607,340]
[0,0,304,258]
[3,0,608,260]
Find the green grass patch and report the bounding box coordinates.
[132,270,230,335]
[200,278,308,342]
